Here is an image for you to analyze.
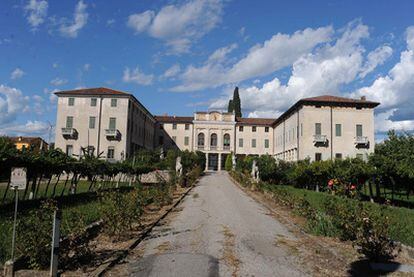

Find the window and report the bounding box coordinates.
[265,127,269,132]
[185,124,190,130]
[356,153,364,160]
[172,136,177,142]
[172,123,177,130]
[315,123,321,135]
[315,153,322,161]
[109,117,116,130]
[239,138,243,147]
[107,147,115,159]
[252,126,257,132]
[356,124,363,137]
[66,116,73,128]
[335,153,342,159]
[89,116,96,129]
[68,97,75,106]
[197,133,205,147]
[252,139,256,148]
[111,98,117,107]
[223,134,230,149]
[265,139,269,148]
[184,136,189,146]
[91,98,97,107]
[335,124,342,137]
[239,126,244,132]
[66,145,73,156]
[210,133,218,148]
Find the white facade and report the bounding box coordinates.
[54,88,156,161]
[54,88,379,170]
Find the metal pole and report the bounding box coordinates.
[50,209,61,277]
[11,188,18,262]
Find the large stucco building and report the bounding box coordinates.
[54,88,379,170]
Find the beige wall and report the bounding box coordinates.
[162,122,193,151]
[236,125,273,155]
[55,95,156,161]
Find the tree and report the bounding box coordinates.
[225,153,233,171]
[232,87,242,117]
[227,99,234,113]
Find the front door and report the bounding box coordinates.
[208,153,218,171]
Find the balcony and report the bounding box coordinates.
[313,134,327,144]
[223,145,230,151]
[105,129,121,140]
[61,128,77,139]
[355,136,369,146]
[197,145,205,150]
[210,145,217,151]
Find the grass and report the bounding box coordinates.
[0,195,104,265]
[262,184,414,247]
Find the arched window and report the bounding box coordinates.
[223,133,230,150]
[210,133,218,149]
[197,133,205,149]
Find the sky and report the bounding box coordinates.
[1,0,414,142]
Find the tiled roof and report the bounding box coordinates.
[273,95,380,127]
[236,117,275,126]
[9,136,48,145]
[155,116,194,123]
[55,87,130,96]
[301,95,380,106]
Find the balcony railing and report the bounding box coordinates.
[313,134,327,144]
[223,145,230,150]
[197,145,204,150]
[105,129,120,140]
[355,136,369,145]
[210,145,217,150]
[61,128,77,138]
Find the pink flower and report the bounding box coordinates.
[350,184,356,190]
[328,179,334,187]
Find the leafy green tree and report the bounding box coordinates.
[227,99,234,113]
[225,153,233,171]
[232,87,242,117]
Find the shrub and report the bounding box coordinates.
[99,189,143,239]
[225,153,233,171]
[16,199,57,269]
[354,208,398,262]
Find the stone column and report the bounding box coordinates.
[218,153,222,171]
[205,153,209,171]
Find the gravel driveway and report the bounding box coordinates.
[117,172,309,277]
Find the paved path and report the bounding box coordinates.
[125,172,308,277]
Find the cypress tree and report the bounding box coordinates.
[228,99,234,113]
[233,87,242,117]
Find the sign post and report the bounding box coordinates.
[4,168,27,277]
[50,209,61,277]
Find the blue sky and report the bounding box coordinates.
[1,0,414,141]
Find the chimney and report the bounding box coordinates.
[361,96,366,101]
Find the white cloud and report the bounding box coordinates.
[59,0,88,38]
[123,67,154,85]
[172,25,333,91]
[210,21,371,116]
[24,0,48,30]
[107,19,115,26]
[162,64,181,79]
[127,0,223,54]
[375,109,414,132]
[352,26,414,110]
[52,62,59,68]
[50,77,68,86]
[1,120,50,136]
[10,68,25,80]
[83,63,90,71]
[359,45,393,78]
[0,85,30,126]
[44,88,59,103]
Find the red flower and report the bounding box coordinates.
[350,184,356,190]
[328,179,334,187]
